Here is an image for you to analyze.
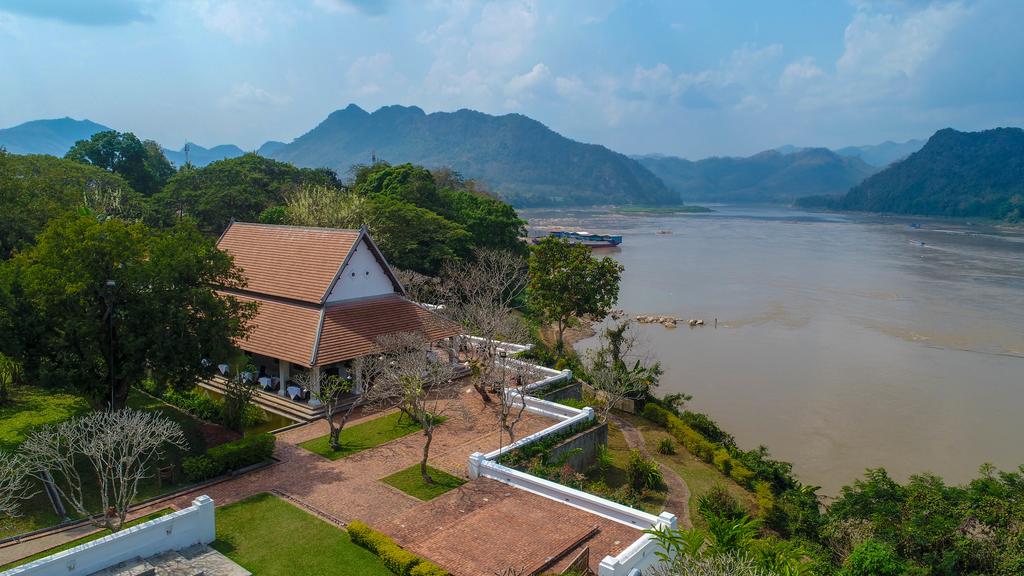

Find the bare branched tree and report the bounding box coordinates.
[391,267,441,305]
[20,409,187,531]
[496,359,540,445]
[301,358,381,452]
[438,248,529,403]
[585,320,662,423]
[361,332,463,485]
[0,450,36,529]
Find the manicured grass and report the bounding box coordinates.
[299,411,422,460]
[381,464,466,501]
[211,493,392,576]
[0,386,91,452]
[619,412,757,528]
[0,509,173,571]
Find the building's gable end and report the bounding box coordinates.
[326,236,398,303]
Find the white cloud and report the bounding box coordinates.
[220,82,290,108]
[779,57,824,91]
[506,63,550,96]
[192,0,289,43]
[345,52,404,98]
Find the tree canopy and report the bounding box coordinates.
[65,130,174,196]
[0,151,141,259]
[151,153,340,233]
[0,214,254,408]
[527,237,623,350]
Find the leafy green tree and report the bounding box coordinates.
[527,237,623,351]
[65,130,173,196]
[0,151,140,258]
[3,214,254,408]
[151,153,340,233]
[352,163,445,213]
[368,195,470,274]
[840,540,905,576]
[439,187,527,256]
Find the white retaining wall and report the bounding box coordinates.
[464,344,677,576]
[3,496,216,576]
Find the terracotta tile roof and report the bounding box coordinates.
[217,222,361,304]
[220,291,322,367]
[315,295,462,365]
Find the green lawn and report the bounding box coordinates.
[381,464,466,501]
[0,386,91,452]
[211,493,392,576]
[0,509,173,571]
[619,412,758,529]
[299,411,421,460]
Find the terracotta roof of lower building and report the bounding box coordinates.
[314,294,462,365]
[219,291,322,367]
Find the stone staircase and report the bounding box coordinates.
[90,545,250,576]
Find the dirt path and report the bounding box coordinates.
[610,414,693,529]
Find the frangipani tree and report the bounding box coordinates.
[20,409,186,532]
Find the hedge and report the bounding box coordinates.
[183,433,275,482]
[643,403,754,489]
[347,520,448,576]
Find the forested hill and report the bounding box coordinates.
[267,104,677,207]
[804,127,1024,221]
[636,147,877,204]
[0,117,111,156]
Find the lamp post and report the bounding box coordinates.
[104,279,116,410]
[498,348,507,458]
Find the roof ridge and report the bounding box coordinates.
[229,221,361,234]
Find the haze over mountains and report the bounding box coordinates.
[636,148,879,204]
[266,104,675,206]
[800,127,1024,221]
[1,108,1018,219]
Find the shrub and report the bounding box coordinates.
[754,480,775,516]
[658,438,676,455]
[410,561,448,576]
[348,519,446,576]
[841,539,905,576]
[697,484,746,521]
[183,433,275,482]
[643,402,671,426]
[713,448,734,476]
[681,410,736,447]
[379,542,421,576]
[164,388,223,422]
[730,464,756,488]
[627,449,664,491]
[182,455,222,482]
[556,397,587,409]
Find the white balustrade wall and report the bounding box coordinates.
[466,345,677,576]
[3,496,216,576]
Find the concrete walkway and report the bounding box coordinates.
[610,413,693,529]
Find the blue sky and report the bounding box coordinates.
[1,0,1021,158]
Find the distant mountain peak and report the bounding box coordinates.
[266,104,676,206]
[0,117,113,156]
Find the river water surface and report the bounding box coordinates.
[523,206,1024,495]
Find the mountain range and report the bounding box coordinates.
[776,139,925,167]
[265,104,676,206]
[636,148,879,204]
[800,127,1024,221]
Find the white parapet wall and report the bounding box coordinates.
[597,527,674,576]
[4,496,216,576]
[464,346,678,576]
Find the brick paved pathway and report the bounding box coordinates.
[2,388,638,575]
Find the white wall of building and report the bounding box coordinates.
[326,238,395,303]
[5,496,216,576]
